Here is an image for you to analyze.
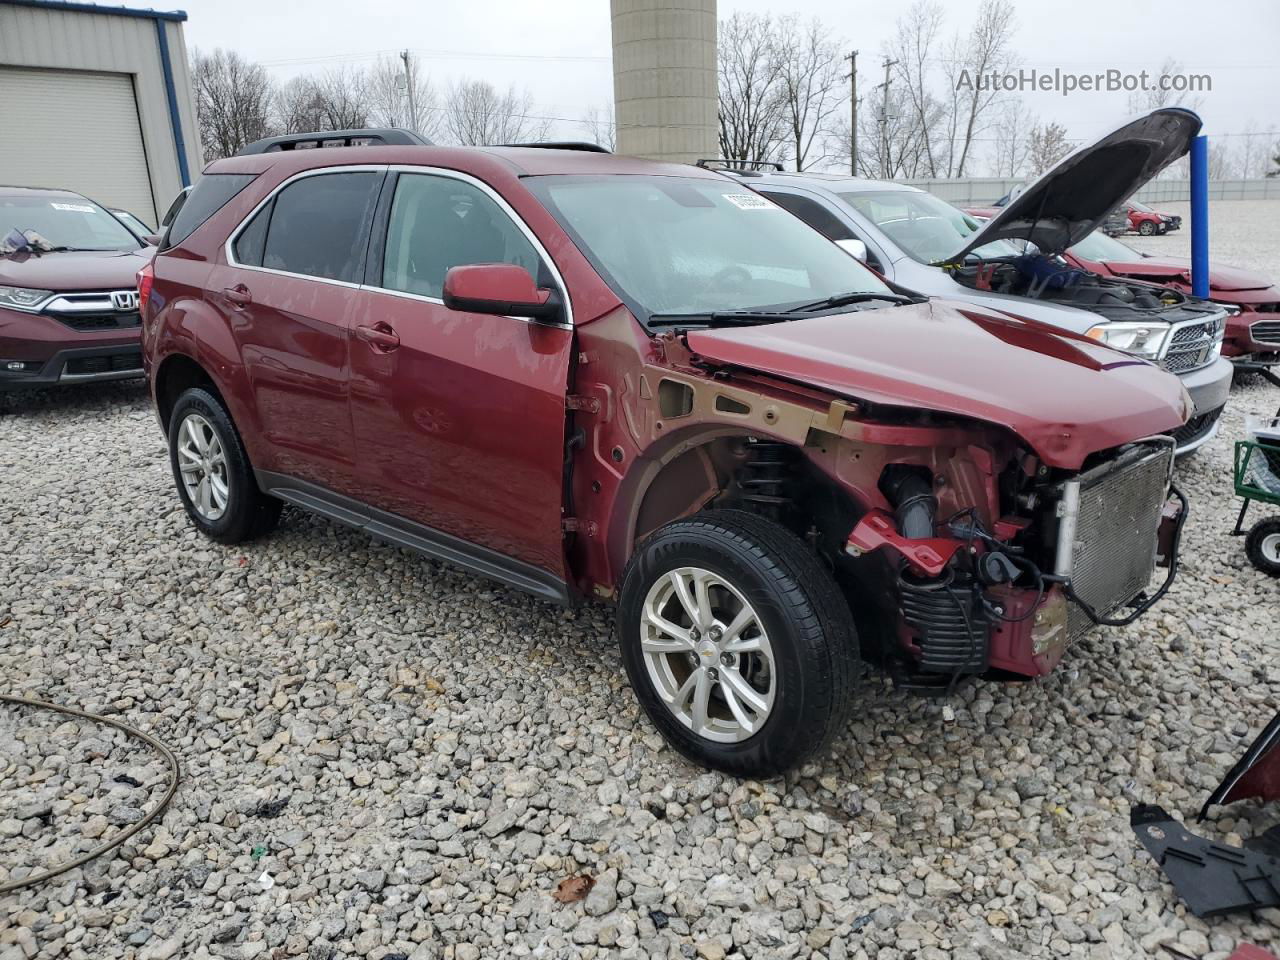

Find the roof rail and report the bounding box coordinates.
[496,141,612,153]
[235,128,431,156]
[695,158,784,174]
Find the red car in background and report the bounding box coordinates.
[1123,199,1181,235]
[1065,230,1280,360]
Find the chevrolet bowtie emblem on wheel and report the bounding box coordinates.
[111,290,140,311]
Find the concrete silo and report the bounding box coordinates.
[610,0,718,163]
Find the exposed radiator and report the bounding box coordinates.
[1054,442,1174,639]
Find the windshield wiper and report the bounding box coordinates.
[648,311,792,328]
[784,291,925,314]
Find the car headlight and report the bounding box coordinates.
[1084,321,1169,360]
[0,286,53,312]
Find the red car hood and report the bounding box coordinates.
[685,301,1190,471]
[1096,255,1273,293]
[0,248,152,291]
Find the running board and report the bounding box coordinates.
[255,470,572,605]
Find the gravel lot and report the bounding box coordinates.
[2,201,1279,960]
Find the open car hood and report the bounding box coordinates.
[943,108,1202,263]
[685,300,1190,471]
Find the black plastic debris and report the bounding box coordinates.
[1130,804,1280,918]
[250,796,290,819]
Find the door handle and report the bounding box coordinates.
[222,284,252,308]
[355,322,400,352]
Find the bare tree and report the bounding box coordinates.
[991,99,1032,177]
[308,67,370,130]
[193,48,275,160]
[888,1,945,176]
[272,76,326,134]
[717,12,787,165]
[1026,121,1072,176]
[580,103,617,151]
[1126,57,1204,114]
[774,16,845,171]
[442,80,550,145]
[1235,125,1276,179]
[944,0,1017,176]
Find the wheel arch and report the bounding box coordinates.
[604,420,867,585]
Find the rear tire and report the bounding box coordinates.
[1245,518,1280,577]
[618,510,860,777]
[168,387,281,544]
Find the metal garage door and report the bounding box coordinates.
[0,66,157,224]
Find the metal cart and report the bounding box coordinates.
[1232,393,1280,575]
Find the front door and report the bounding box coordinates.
[348,170,575,587]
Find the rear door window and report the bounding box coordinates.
[257,172,381,281]
[260,172,382,283]
[163,173,256,248]
[379,174,545,299]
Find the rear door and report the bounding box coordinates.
[211,167,385,496]
[348,168,575,594]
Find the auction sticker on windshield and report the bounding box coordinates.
[723,193,777,210]
[51,202,96,213]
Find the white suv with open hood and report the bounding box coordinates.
[725,108,1232,454]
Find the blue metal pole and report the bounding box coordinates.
[1189,134,1209,299]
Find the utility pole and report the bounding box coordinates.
[878,57,899,176]
[400,49,417,134]
[846,50,859,176]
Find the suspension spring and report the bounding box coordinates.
[737,441,796,518]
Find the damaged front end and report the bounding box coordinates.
[844,437,1185,688]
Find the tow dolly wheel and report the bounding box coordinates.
[1245,518,1280,577]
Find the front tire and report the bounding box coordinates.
[1138,220,1156,236]
[1245,518,1280,577]
[618,511,859,777]
[168,387,281,544]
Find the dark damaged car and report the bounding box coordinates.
[142,134,1192,776]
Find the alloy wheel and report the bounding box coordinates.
[176,413,230,521]
[640,566,776,743]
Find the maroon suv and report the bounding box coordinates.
[142,138,1190,775]
[0,186,153,391]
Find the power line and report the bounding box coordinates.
[259,47,611,68]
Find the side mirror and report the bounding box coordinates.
[836,238,868,263]
[142,233,162,246]
[443,263,561,322]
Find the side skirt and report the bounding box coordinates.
[255,470,573,605]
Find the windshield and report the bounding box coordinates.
[1070,230,1139,263]
[838,189,1022,264]
[111,209,153,236]
[527,175,892,320]
[0,196,141,251]
[1130,200,1153,213]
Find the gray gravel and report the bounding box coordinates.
[2,200,1279,959]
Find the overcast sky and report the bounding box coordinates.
[179,0,1279,160]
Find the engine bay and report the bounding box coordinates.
[950,254,1222,324]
